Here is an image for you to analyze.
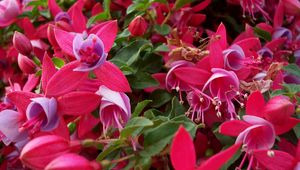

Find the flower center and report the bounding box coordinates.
[79,39,101,66]
[20,113,46,134]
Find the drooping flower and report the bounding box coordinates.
[223,44,245,70]
[0,0,20,27]
[13,31,33,56]
[73,33,107,72]
[170,126,241,170]
[220,115,275,152]
[96,85,131,133]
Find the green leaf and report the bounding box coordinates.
[253,27,272,41]
[283,84,300,94]
[137,53,163,73]
[168,96,185,118]
[293,123,300,139]
[220,147,242,170]
[154,44,170,52]
[96,139,124,161]
[32,56,41,66]
[120,65,135,75]
[284,64,300,78]
[51,57,65,68]
[132,100,153,117]
[271,89,287,97]
[87,12,108,28]
[154,24,171,35]
[174,0,192,10]
[127,72,159,89]
[150,89,172,108]
[126,3,146,14]
[120,117,153,138]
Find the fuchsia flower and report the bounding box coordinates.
[246,91,299,135]
[45,153,101,170]
[13,31,33,56]
[223,44,245,70]
[170,126,241,170]
[73,33,107,71]
[20,135,80,169]
[220,115,275,152]
[0,0,20,27]
[96,86,131,133]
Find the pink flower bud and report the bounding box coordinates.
[128,16,147,36]
[13,31,32,56]
[17,54,36,74]
[45,153,101,170]
[20,135,77,170]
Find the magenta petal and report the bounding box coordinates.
[93,61,131,92]
[0,110,28,145]
[57,91,100,115]
[197,143,241,170]
[246,91,265,117]
[48,0,62,17]
[78,114,100,138]
[96,20,118,52]
[41,53,57,92]
[209,42,224,68]
[273,117,300,135]
[0,0,20,27]
[215,23,227,49]
[54,28,75,56]
[170,126,196,170]
[67,1,86,33]
[253,150,295,170]
[223,44,245,70]
[219,120,250,137]
[45,61,88,97]
[7,91,40,114]
[173,67,211,86]
[23,74,40,92]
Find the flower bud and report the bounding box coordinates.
[17,54,36,74]
[20,135,75,169]
[128,16,147,36]
[13,31,32,56]
[45,153,101,170]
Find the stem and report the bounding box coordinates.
[110,154,134,164]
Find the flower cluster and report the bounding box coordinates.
[0,0,299,169]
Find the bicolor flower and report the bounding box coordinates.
[96,86,131,133]
[223,44,245,70]
[220,115,275,152]
[0,0,20,27]
[170,126,241,170]
[73,33,107,72]
[246,91,299,135]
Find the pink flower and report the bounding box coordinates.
[96,86,131,133]
[0,0,20,27]
[170,126,241,170]
[73,33,107,72]
[246,91,299,135]
[220,115,275,152]
[45,153,101,170]
[13,31,33,56]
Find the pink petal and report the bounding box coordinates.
[274,1,284,28]
[192,0,211,12]
[48,0,62,17]
[235,37,261,52]
[198,143,241,170]
[209,41,224,68]
[219,120,251,137]
[273,117,300,135]
[215,23,227,50]
[57,91,100,115]
[265,38,287,51]
[41,53,57,92]
[23,74,40,92]
[170,126,196,170]
[253,150,295,170]
[173,67,211,86]
[16,18,36,39]
[7,91,39,114]
[246,91,265,117]
[45,61,88,97]
[54,28,75,56]
[93,61,131,92]
[78,114,100,138]
[67,1,86,33]
[96,20,118,52]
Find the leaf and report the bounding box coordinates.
[150,89,172,108]
[51,57,65,69]
[168,97,186,118]
[174,0,192,10]
[293,123,300,139]
[284,64,300,78]
[154,24,171,35]
[132,100,153,117]
[120,117,153,138]
[96,139,124,161]
[127,72,159,89]
[87,12,109,28]
[283,84,300,94]
[154,44,170,52]
[220,148,242,170]
[253,27,272,41]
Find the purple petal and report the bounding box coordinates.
[0,110,28,145]
[223,44,245,70]
[272,27,292,40]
